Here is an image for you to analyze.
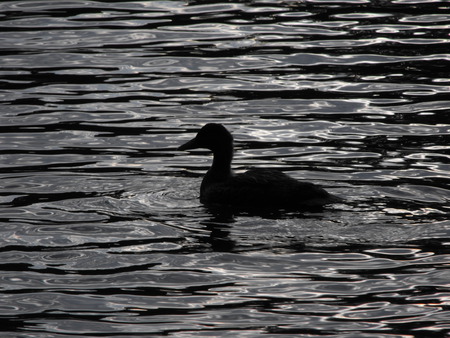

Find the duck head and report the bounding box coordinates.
[178,123,233,152]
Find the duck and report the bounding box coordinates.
[178,123,342,209]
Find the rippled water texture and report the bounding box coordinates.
[1,0,450,336]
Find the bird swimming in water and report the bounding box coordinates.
[178,123,342,209]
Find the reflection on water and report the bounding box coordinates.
[1,0,450,336]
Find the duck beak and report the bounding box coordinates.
[178,137,199,151]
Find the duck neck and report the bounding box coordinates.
[209,144,233,179]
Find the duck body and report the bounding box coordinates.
[179,123,341,209]
[201,168,341,208]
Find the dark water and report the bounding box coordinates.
[1,0,450,336]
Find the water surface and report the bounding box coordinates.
[1,0,450,336]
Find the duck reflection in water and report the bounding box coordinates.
[178,123,342,210]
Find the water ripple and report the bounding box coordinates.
[1,0,450,336]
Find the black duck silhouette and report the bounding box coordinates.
[179,123,342,209]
